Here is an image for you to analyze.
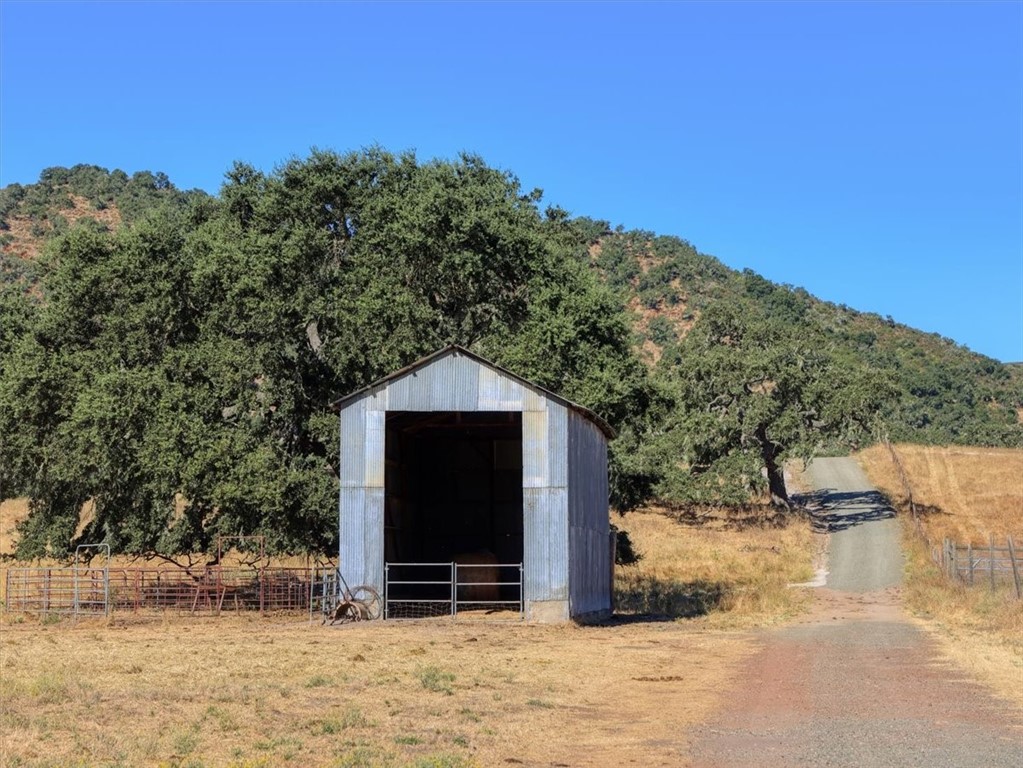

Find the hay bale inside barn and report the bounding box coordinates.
[334,345,614,622]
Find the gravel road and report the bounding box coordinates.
[687,457,1022,767]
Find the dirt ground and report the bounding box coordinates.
[688,588,1022,768]
[1,614,757,768]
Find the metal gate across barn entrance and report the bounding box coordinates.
[384,561,523,620]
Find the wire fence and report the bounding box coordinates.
[883,439,1022,601]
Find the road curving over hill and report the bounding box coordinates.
[687,457,1022,768]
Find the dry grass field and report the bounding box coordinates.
[613,506,817,627]
[0,615,760,768]
[0,498,29,557]
[857,443,1023,544]
[0,508,816,767]
[856,444,1023,706]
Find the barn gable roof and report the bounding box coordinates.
[331,345,615,439]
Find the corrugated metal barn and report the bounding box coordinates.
[334,345,614,622]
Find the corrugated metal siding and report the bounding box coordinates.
[567,412,611,616]
[339,399,366,488]
[478,366,525,410]
[523,487,569,602]
[339,487,368,585]
[522,409,548,488]
[364,410,386,488]
[386,352,481,411]
[363,487,386,591]
[548,403,568,489]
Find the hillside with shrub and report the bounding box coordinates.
[1,157,1019,559]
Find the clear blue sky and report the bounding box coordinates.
[2,1,1021,361]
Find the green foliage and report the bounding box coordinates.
[639,299,896,505]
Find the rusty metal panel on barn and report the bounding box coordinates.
[523,487,569,602]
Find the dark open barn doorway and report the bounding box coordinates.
[384,411,523,566]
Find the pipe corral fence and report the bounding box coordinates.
[937,536,1022,599]
[3,560,526,621]
[3,565,338,619]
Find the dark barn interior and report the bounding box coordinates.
[384,411,523,567]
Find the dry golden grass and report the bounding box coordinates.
[613,506,818,628]
[857,443,1022,544]
[0,613,759,768]
[0,498,29,557]
[856,444,1023,707]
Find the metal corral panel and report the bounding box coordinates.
[523,487,569,602]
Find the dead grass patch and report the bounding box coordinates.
[0,498,29,557]
[0,614,757,767]
[613,506,816,628]
[857,444,1022,543]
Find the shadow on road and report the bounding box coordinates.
[793,488,895,533]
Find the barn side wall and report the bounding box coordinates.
[568,410,612,619]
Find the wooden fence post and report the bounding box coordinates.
[1008,536,1021,601]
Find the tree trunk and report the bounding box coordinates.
[756,425,790,507]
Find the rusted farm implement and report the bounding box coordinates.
[322,571,382,625]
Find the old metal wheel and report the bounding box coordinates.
[350,585,382,620]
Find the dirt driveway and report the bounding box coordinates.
[687,458,1022,767]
